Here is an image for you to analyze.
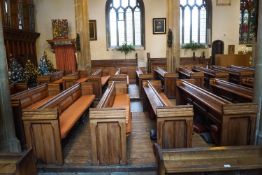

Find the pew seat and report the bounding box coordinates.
[25,95,54,110]
[60,94,95,139]
[113,94,131,133]
[76,77,89,84]
[23,82,95,164]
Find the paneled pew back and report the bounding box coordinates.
[87,68,110,99]
[154,67,178,98]
[62,70,89,90]
[37,70,64,84]
[22,82,95,164]
[154,143,262,175]
[136,67,154,96]
[212,65,254,84]
[176,80,257,146]
[192,66,229,88]
[178,67,204,87]
[210,79,253,102]
[90,82,130,165]
[11,83,61,149]
[142,80,193,148]
[109,68,129,84]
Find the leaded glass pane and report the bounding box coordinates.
[200,7,206,43]
[180,7,183,44]
[113,0,120,8]
[184,6,191,43]
[180,0,187,6]
[118,20,125,45]
[196,0,203,6]
[130,0,136,8]
[192,6,199,43]
[110,9,117,46]
[134,7,141,46]
[118,8,124,20]
[126,8,133,45]
[188,0,195,6]
[121,0,129,8]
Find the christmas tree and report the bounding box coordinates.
[8,57,24,83]
[23,59,38,86]
[38,52,54,75]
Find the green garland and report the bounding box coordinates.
[117,43,135,58]
[182,42,206,51]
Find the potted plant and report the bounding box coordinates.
[182,42,206,60]
[116,42,135,59]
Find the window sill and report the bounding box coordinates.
[107,46,145,51]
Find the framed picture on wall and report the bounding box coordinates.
[89,20,97,41]
[216,0,231,6]
[153,18,166,34]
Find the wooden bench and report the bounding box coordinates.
[87,68,110,99]
[62,70,89,89]
[90,82,130,165]
[22,82,95,164]
[212,65,254,84]
[109,68,130,84]
[142,80,193,148]
[11,83,61,149]
[192,66,229,88]
[176,80,257,146]
[210,79,253,102]
[154,67,178,98]
[136,67,154,96]
[0,149,37,175]
[154,143,262,175]
[178,67,204,87]
[37,70,64,84]
[241,77,254,88]
[9,82,28,95]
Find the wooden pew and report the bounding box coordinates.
[210,79,253,102]
[9,82,28,95]
[176,80,257,146]
[109,68,129,84]
[192,66,229,88]
[62,70,89,89]
[178,67,204,87]
[154,143,262,175]
[147,54,167,73]
[11,83,61,149]
[136,67,154,96]
[241,77,254,88]
[91,59,137,83]
[22,82,95,164]
[0,149,37,175]
[37,70,64,91]
[90,82,131,165]
[87,68,110,99]
[142,80,193,148]
[154,67,178,98]
[212,65,254,84]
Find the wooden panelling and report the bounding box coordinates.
[154,143,262,175]
[0,149,37,175]
[215,54,251,67]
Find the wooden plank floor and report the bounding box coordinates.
[62,103,209,166]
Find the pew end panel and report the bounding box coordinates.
[138,73,154,96]
[22,109,63,165]
[175,79,196,105]
[90,108,127,165]
[221,103,257,146]
[87,75,103,99]
[0,149,37,175]
[156,106,193,149]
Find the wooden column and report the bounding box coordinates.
[166,0,180,72]
[255,1,262,145]
[74,0,91,73]
[0,12,21,152]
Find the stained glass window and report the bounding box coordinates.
[239,0,258,44]
[106,0,145,47]
[180,0,211,45]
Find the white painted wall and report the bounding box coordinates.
[89,0,167,67]
[34,0,76,65]
[34,0,247,66]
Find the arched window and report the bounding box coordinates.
[106,0,145,48]
[180,0,212,45]
[239,0,258,44]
